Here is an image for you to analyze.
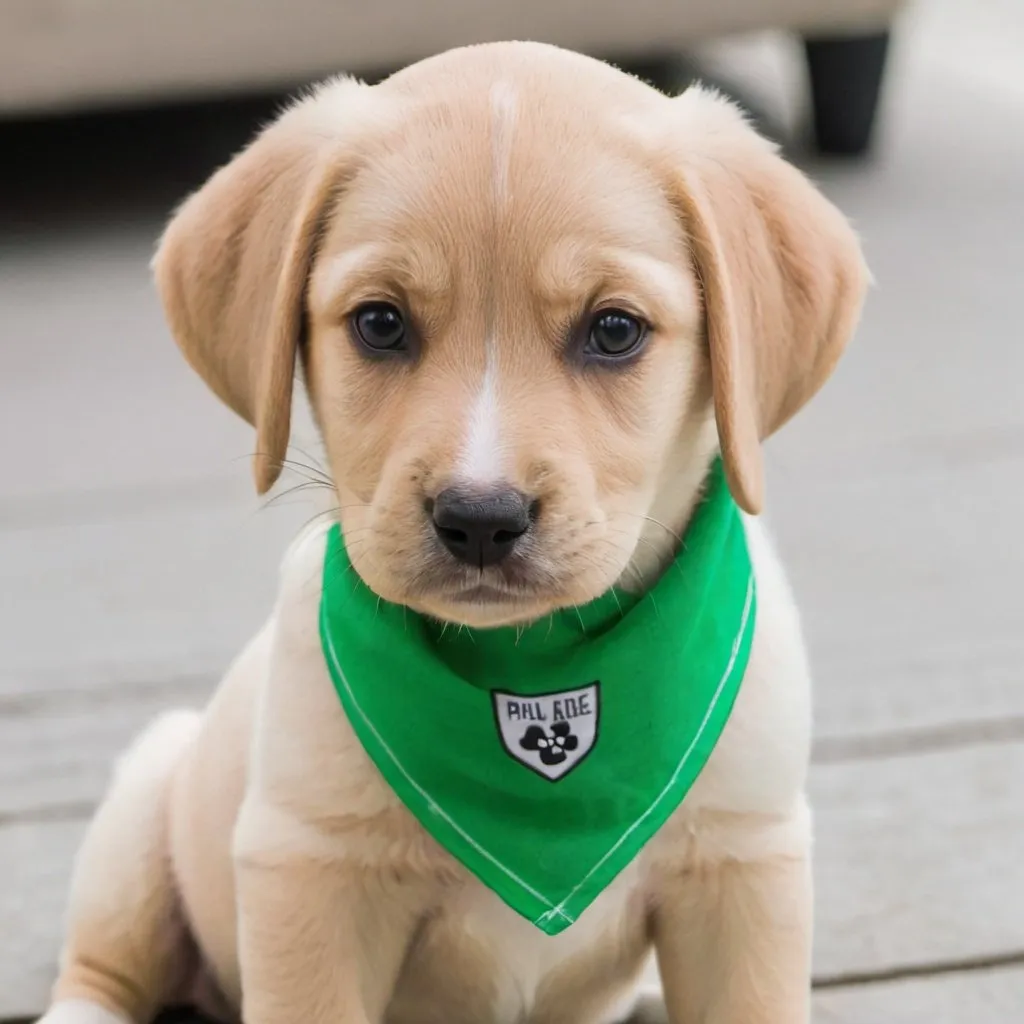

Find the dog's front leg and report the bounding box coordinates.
[234,807,431,1024]
[652,828,812,1024]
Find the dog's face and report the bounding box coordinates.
[303,78,708,625]
[155,44,867,626]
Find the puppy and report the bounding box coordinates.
[39,41,866,1024]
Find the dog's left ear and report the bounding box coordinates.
[665,88,869,514]
[153,78,370,493]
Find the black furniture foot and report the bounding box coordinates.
[618,54,688,96]
[803,29,891,156]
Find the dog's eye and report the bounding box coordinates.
[351,302,407,352]
[585,310,648,360]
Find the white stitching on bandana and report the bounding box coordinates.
[533,574,755,929]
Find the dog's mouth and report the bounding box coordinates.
[433,563,550,610]
[401,555,568,626]
[448,583,525,605]
[428,584,553,627]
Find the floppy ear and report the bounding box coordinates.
[152,79,367,494]
[668,88,869,514]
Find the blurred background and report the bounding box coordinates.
[1,1,1023,1021]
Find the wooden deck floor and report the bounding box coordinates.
[3,1,1024,1020]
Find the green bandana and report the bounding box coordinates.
[318,460,755,935]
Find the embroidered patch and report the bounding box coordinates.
[492,683,600,781]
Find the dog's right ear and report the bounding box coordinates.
[153,78,369,494]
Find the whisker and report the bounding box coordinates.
[277,452,333,481]
[245,449,335,487]
[287,442,331,475]
[617,511,683,545]
[293,506,344,538]
[598,523,684,586]
[260,479,334,511]
[280,464,332,486]
[572,603,587,636]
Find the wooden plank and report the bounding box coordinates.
[0,217,321,511]
[812,742,1024,979]
[0,500,306,698]
[0,819,86,1020]
[0,221,248,505]
[0,679,211,821]
[767,452,1024,742]
[813,966,1024,1024]
[5,742,1024,1018]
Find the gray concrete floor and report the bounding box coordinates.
[3,0,1024,1020]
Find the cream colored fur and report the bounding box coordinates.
[38,41,866,1024]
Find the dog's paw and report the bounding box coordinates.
[617,986,669,1024]
[37,1000,133,1024]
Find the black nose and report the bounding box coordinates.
[431,487,533,567]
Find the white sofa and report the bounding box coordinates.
[0,0,903,152]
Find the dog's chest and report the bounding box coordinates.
[389,871,648,1024]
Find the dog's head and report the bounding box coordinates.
[154,43,867,627]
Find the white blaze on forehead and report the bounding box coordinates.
[454,81,517,485]
[458,356,504,483]
[490,80,517,205]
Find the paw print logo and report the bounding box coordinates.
[519,721,579,766]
